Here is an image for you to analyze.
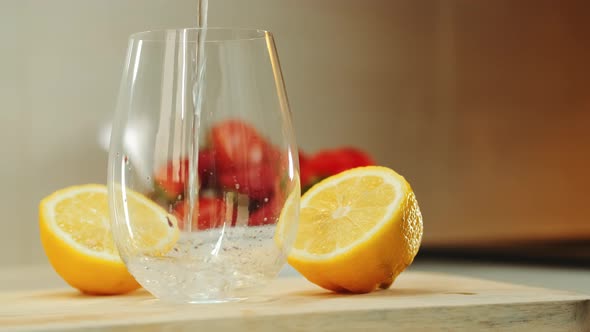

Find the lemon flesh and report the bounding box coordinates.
[288,166,423,293]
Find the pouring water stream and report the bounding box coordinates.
[186,0,209,233]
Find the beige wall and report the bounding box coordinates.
[1,0,589,266]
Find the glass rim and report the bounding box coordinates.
[129,27,272,43]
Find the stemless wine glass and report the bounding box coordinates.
[107,28,300,303]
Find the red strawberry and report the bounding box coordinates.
[249,197,282,226]
[154,159,189,200]
[198,149,217,189]
[308,147,375,177]
[218,165,277,201]
[154,150,220,200]
[299,147,375,194]
[173,197,233,230]
[196,198,229,230]
[210,119,273,170]
[298,150,308,166]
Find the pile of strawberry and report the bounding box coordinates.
[151,120,286,230]
[151,119,375,230]
[299,148,375,194]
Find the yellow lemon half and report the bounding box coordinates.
[288,166,423,293]
[39,184,178,295]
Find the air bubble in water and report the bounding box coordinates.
[263,197,269,202]
[125,225,284,301]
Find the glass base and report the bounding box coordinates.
[159,295,247,304]
[136,281,263,304]
[125,228,284,304]
[128,260,272,304]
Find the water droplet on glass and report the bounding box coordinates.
[177,194,182,200]
[263,217,268,221]
[263,197,269,202]
[146,176,151,180]
[235,184,240,189]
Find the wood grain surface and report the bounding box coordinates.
[0,266,588,331]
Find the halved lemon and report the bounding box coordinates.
[39,184,179,295]
[288,166,423,293]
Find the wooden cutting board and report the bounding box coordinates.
[1,268,589,332]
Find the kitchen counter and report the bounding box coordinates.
[410,258,590,295]
[1,261,589,331]
[2,258,588,294]
[278,258,590,294]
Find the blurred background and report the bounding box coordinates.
[1,0,589,266]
